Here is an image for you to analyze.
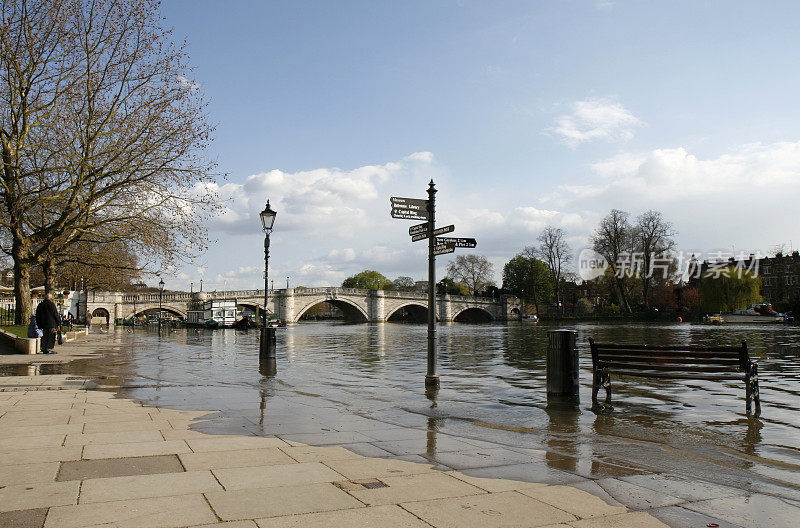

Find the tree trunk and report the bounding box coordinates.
[12,243,32,325]
[42,258,57,296]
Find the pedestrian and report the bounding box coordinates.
[35,293,61,354]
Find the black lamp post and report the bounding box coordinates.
[260,200,277,359]
[158,278,165,330]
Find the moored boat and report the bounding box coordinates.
[709,303,787,324]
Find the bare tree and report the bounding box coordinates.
[1,0,216,322]
[591,209,635,313]
[536,226,571,314]
[635,210,676,308]
[446,254,495,296]
[392,276,416,291]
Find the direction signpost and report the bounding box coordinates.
[390,182,478,389]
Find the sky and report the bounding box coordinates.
[157,0,800,291]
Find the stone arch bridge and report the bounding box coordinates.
[85,288,521,324]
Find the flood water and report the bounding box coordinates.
[8,321,800,500]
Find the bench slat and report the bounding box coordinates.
[601,369,745,381]
[591,343,743,353]
[594,347,740,359]
[597,354,740,365]
[597,361,740,373]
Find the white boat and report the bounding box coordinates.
[718,303,787,324]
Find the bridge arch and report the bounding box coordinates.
[295,298,368,323]
[128,304,187,319]
[385,303,429,323]
[452,306,494,323]
[91,308,110,324]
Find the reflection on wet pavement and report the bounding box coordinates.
[4,321,800,509]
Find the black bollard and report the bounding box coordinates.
[260,326,276,360]
[259,357,277,377]
[546,329,579,403]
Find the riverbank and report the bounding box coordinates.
[1,328,798,526]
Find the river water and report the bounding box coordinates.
[9,321,800,499]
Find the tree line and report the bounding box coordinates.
[1,0,217,323]
[340,209,763,316]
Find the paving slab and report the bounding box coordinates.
[682,492,800,527]
[78,469,221,503]
[186,435,289,452]
[446,470,549,492]
[401,490,576,528]
[566,511,671,527]
[460,461,588,486]
[82,420,170,433]
[0,446,82,465]
[0,481,80,512]
[81,439,190,459]
[322,456,440,480]
[180,447,295,470]
[75,412,158,424]
[205,482,364,520]
[0,461,59,486]
[213,461,345,490]
[619,473,748,501]
[339,471,485,506]
[0,507,48,528]
[64,429,164,446]
[278,431,375,446]
[519,485,628,519]
[596,478,685,510]
[44,493,217,528]
[0,433,65,450]
[427,447,538,470]
[650,505,745,528]
[254,504,430,527]
[279,445,365,463]
[336,442,397,458]
[56,454,184,481]
[371,436,482,456]
[190,522,258,528]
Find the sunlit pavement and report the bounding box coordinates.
[2,375,798,527]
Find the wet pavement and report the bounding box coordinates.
[2,322,800,526]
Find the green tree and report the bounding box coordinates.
[436,278,469,295]
[341,270,392,290]
[502,254,552,315]
[699,269,762,312]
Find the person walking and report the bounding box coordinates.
[35,293,61,354]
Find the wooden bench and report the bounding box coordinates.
[588,339,761,416]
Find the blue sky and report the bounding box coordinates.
[159,1,800,290]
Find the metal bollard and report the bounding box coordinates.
[546,329,579,402]
[260,326,276,360]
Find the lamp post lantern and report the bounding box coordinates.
[260,201,277,359]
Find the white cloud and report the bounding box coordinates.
[201,153,436,238]
[551,98,642,148]
[546,140,800,252]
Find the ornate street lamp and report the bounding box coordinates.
[260,201,277,359]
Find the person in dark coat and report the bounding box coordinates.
[35,293,61,354]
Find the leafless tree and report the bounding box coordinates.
[536,226,571,314]
[446,254,495,296]
[591,209,635,313]
[635,210,676,308]
[1,0,217,322]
